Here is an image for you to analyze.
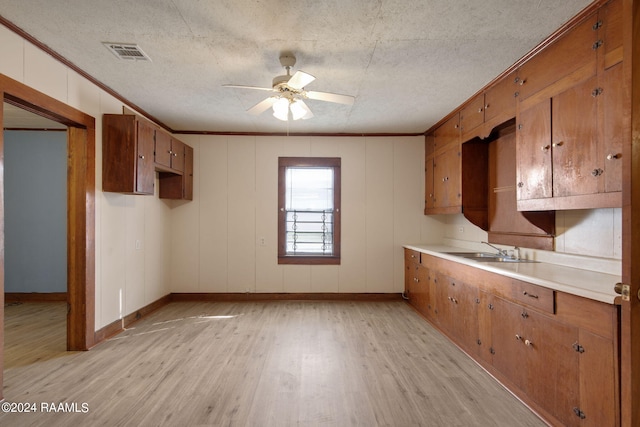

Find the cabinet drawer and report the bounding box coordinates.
[509,280,555,313]
[404,249,421,264]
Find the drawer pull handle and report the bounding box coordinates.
[523,291,539,299]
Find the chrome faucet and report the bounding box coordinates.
[481,241,510,258]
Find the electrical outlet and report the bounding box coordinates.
[259,237,266,246]
[135,240,142,250]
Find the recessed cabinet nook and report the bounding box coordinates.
[102,114,194,200]
[414,0,625,426]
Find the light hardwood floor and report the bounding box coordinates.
[1,300,546,426]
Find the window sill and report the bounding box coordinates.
[278,256,341,265]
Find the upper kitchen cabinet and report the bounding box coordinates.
[155,132,185,173]
[103,114,155,195]
[460,71,518,141]
[425,118,489,229]
[102,114,194,200]
[516,0,624,211]
[515,11,598,103]
[426,114,462,214]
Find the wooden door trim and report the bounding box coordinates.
[621,0,639,426]
[0,75,96,391]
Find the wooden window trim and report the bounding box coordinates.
[278,157,341,265]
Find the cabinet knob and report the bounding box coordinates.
[525,339,533,347]
[484,104,489,109]
[521,311,529,319]
[607,153,621,160]
[591,168,604,177]
[517,182,524,188]
[139,155,145,159]
[515,334,522,341]
[478,107,483,113]
[541,145,550,152]
[552,141,563,148]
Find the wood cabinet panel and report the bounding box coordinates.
[484,71,517,124]
[433,145,461,209]
[516,99,552,201]
[517,13,598,100]
[602,62,625,193]
[102,114,154,195]
[154,130,172,168]
[578,329,618,427]
[433,113,460,151]
[424,156,434,211]
[552,76,599,198]
[601,0,623,69]
[460,94,484,135]
[135,120,156,194]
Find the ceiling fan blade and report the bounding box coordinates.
[223,84,274,92]
[247,97,278,115]
[286,71,315,90]
[306,90,355,105]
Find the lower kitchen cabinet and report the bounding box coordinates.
[404,250,434,320]
[405,250,620,427]
[434,273,479,355]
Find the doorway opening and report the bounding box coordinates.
[0,73,96,397]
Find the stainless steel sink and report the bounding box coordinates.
[443,252,539,263]
[443,252,498,258]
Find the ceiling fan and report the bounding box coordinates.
[223,54,355,121]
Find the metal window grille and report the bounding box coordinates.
[285,209,334,255]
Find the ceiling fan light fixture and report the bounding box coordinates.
[272,98,290,121]
[289,100,307,120]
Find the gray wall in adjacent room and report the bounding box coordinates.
[4,130,67,293]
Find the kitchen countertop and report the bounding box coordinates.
[404,244,621,305]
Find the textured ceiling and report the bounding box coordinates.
[0,0,593,134]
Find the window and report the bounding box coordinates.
[278,157,341,265]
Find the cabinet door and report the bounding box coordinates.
[491,297,527,389]
[154,130,172,168]
[434,113,460,151]
[170,138,185,172]
[425,156,434,211]
[477,291,494,364]
[451,278,479,355]
[433,145,461,209]
[578,330,617,427]
[516,99,552,201]
[524,309,580,427]
[183,144,194,200]
[484,71,517,123]
[433,274,451,331]
[136,120,155,194]
[517,13,597,100]
[602,62,625,193]
[460,94,484,135]
[552,76,599,197]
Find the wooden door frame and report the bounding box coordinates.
[0,74,95,397]
[622,1,640,426]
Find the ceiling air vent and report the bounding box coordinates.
[102,43,151,61]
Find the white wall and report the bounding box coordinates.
[169,134,435,294]
[437,209,622,275]
[0,24,173,329]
